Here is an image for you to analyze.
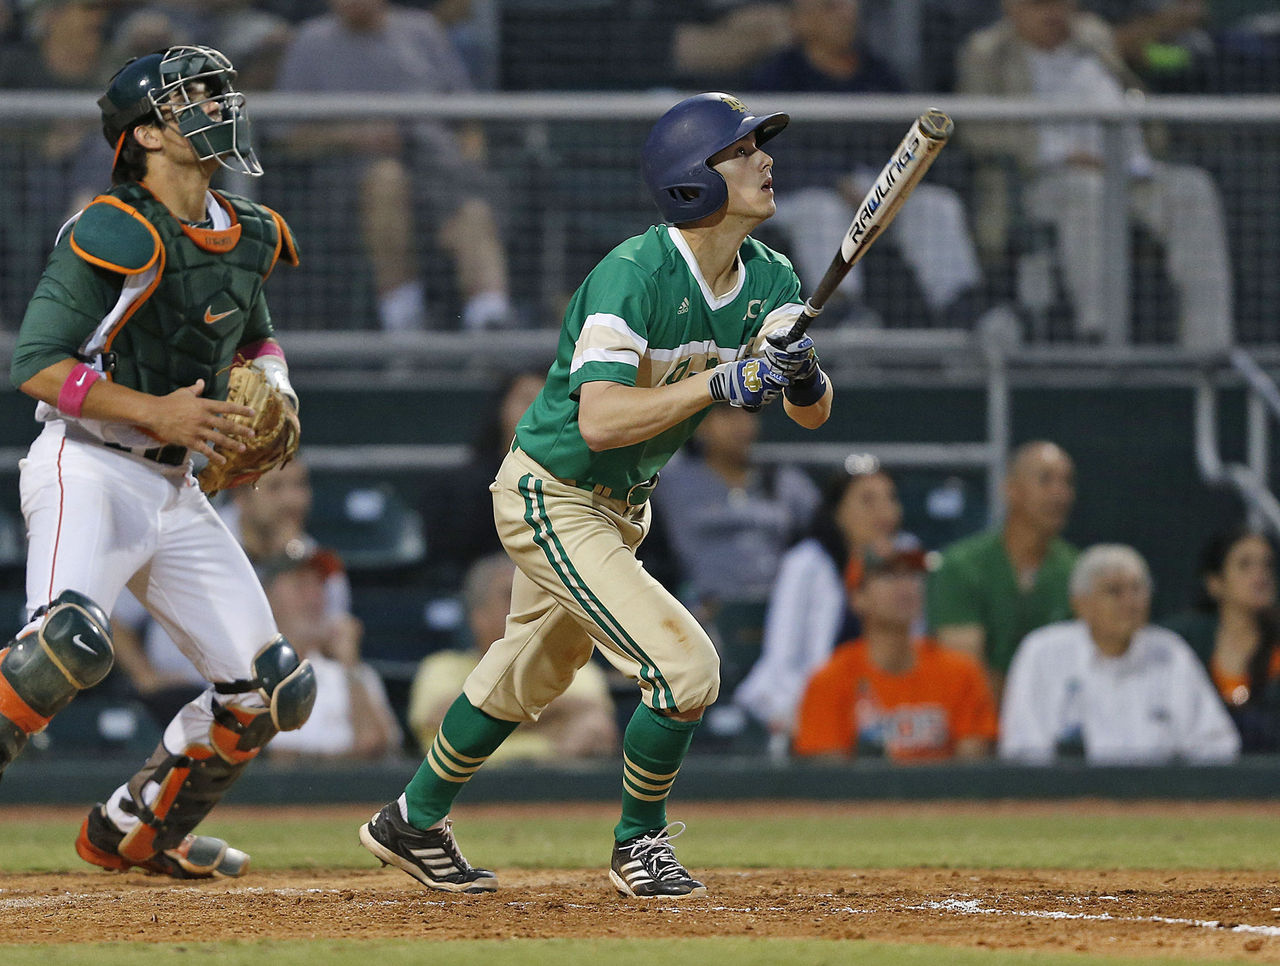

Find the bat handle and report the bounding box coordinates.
[767,299,822,348]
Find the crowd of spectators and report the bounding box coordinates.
[1,0,1275,336]
[103,426,1277,768]
[771,442,1266,766]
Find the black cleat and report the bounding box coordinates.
[610,822,706,898]
[359,802,497,894]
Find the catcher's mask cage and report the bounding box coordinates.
[99,45,263,179]
[641,92,789,225]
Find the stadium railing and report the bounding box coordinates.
[2,92,1278,343]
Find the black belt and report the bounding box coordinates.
[509,440,656,507]
[103,441,188,466]
[563,475,659,507]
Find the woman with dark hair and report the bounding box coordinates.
[733,454,918,752]
[1162,526,1280,751]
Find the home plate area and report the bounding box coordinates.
[2,867,1279,960]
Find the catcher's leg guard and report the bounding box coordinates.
[76,698,275,877]
[0,590,113,779]
[76,637,315,877]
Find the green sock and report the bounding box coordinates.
[615,703,700,843]
[403,694,518,829]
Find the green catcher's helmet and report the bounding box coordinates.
[98,45,262,178]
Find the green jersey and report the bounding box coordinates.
[515,225,801,491]
[926,527,1079,675]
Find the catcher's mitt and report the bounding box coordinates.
[197,363,300,496]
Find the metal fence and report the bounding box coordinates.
[1,92,1279,346]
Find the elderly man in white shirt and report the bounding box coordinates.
[999,544,1240,764]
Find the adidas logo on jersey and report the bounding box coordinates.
[677,297,689,315]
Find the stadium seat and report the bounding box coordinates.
[308,477,426,572]
[349,585,461,666]
[39,694,163,758]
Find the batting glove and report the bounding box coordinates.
[763,334,819,383]
[708,358,790,412]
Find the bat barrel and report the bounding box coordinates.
[776,110,954,349]
[919,109,954,141]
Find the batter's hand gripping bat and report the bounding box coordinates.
[768,109,954,349]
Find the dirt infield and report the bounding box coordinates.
[4,866,1280,959]
[3,803,1280,960]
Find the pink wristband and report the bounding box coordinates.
[236,339,285,363]
[57,363,100,417]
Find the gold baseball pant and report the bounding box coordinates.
[463,446,720,719]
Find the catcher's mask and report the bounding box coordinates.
[99,45,262,178]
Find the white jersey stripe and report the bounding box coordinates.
[570,347,641,373]
[581,312,648,352]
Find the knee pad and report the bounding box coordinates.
[0,590,114,775]
[214,636,316,732]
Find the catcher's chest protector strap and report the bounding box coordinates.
[96,184,293,400]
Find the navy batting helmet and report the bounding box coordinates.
[642,92,789,225]
[99,45,262,178]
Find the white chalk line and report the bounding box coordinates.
[2,887,1278,939]
[830,898,1280,938]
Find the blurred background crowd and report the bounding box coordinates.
[2,0,1280,339]
[4,0,1280,771]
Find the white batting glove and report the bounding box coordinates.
[763,334,819,382]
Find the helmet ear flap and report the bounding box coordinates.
[664,174,728,223]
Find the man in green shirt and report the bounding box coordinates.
[927,441,1078,686]
[359,92,833,898]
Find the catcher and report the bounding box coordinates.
[1,45,312,879]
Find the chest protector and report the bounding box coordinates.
[70,183,298,399]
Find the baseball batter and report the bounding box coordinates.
[360,92,833,898]
[0,46,316,878]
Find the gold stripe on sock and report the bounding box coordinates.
[622,778,672,803]
[426,746,472,783]
[623,753,680,783]
[426,735,487,783]
[437,731,491,766]
[623,769,677,794]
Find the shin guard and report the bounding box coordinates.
[115,699,278,863]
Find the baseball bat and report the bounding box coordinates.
[769,108,954,348]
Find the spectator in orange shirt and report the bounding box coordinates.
[793,546,998,762]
